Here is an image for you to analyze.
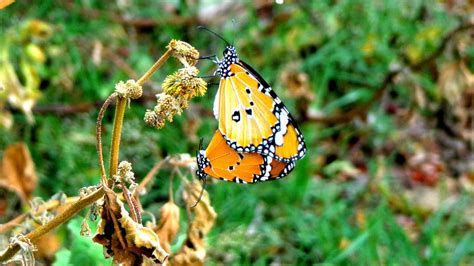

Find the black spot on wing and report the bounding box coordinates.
[232,110,240,122]
[245,108,252,115]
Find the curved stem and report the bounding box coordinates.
[97,93,117,186]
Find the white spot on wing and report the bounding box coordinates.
[274,110,289,146]
[213,86,221,119]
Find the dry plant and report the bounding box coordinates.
[0,39,217,265]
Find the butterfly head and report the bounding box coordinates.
[195,149,209,181]
[215,45,239,78]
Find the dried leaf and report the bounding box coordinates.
[169,181,217,266]
[0,143,38,202]
[155,201,180,253]
[93,187,168,265]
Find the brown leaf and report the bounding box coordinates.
[0,143,38,202]
[93,187,169,265]
[155,201,180,253]
[169,181,217,266]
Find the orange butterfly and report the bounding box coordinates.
[196,130,295,184]
[212,45,306,163]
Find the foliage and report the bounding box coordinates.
[1,0,473,265]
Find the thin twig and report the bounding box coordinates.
[137,48,173,86]
[0,188,104,262]
[135,159,168,197]
[97,93,118,186]
[108,45,172,175]
[0,196,80,234]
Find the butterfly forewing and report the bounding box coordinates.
[214,48,306,162]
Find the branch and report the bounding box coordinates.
[0,196,80,235]
[0,188,104,262]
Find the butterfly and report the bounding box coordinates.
[212,44,306,163]
[196,130,295,184]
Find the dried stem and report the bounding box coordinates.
[97,93,118,186]
[137,48,173,86]
[135,159,168,197]
[109,48,173,178]
[0,187,105,262]
[0,196,80,235]
[0,44,176,263]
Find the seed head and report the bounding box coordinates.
[162,66,207,100]
[115,80,143,99]
[167,40,200,66]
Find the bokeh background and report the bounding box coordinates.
[1,0,473,265]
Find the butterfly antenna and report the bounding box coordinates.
[231,19,237,46]
[191,176,207,208]
[199,55,216,60]
[197,26,230,46]
[199,137,204,150]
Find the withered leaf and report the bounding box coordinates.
[169,181,217,266]
[93,187,168,265]
[155,201,180,253]
[0,142,37,202]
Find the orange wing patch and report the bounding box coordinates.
[196,130,295,184]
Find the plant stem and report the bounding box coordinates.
[108,97,127,178]
[109,47,173,177]
[0,196,80,235]
[137,48,173,86]
[0,45,174,263]
[0,187,104,262]
[97,93,117,186]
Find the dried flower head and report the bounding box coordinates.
[162,66,207,100]
[144,110,165,129]
[115,79,143,99]
[167,40,200,66]
[144,40,207,130]
[144,94,183,129]
[117,161,135,185]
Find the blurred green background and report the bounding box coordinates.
[1,0,473,265]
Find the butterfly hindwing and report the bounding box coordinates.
[196,130,295,184]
